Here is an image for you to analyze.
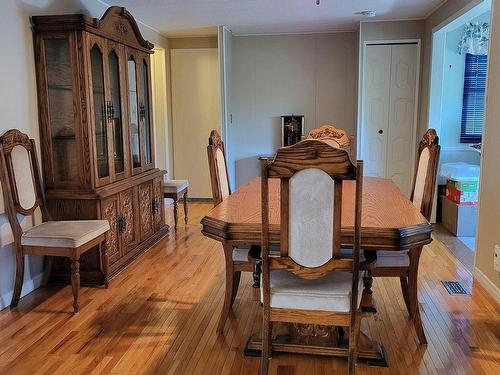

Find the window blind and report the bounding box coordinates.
[460,53,487,143]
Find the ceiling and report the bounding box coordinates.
[108,0,447,36]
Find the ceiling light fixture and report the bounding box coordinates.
[316,0,320,5]
[355,10,377,17]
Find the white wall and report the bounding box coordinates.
[0,0,169,309]
[475,0,500,298]
[230,32,358,188]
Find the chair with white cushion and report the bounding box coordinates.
[0,129,110,313]
[163,179,189,230]
[260,139,373,374]
[207,129,261,334]
[371,129,440,345]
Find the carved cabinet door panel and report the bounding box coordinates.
[119,187,139,253]
[153,177,165,231]
[101,196,121,265]
[138,181,154,241]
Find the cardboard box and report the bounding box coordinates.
[445,178,479,205]
[441,196,478,236]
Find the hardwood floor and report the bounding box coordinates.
[0,202,498,374]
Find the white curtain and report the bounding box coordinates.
[457,22,490,56]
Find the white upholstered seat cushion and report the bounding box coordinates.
[163,179,189,193]
[232,247,280,262]
[263,270,363,312]
[340,249,409,268]
[375,250,409,267]
[233,247,252,262]
[21,220,110,248]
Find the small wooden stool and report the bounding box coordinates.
[164,180,189,230]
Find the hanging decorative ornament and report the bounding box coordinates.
[457,22,490,56]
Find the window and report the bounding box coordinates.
[460,53,487,143]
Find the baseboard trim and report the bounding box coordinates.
[0,272,44,310]
[474,267,500,304]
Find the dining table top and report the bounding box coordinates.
[201,177,432,251]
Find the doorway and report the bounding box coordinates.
[428,0,491,269]
[360,42,420,196]
[170,48,221,198]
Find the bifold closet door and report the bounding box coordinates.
[362,44,418,196]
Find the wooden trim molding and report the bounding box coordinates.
[32,6,154,53]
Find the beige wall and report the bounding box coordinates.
[475,0,500,295]
[165,36,218,179]
[169,37,218,49]
[229,32,358,187]
[0,0,169,309]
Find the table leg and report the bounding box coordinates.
[361,270,377,313]
[408,246,427,345]
[183,190,189,225]
[217,242,237,335]
[173,198,179,231]
[70,257,80,313]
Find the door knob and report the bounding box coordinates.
[378,129,383,134]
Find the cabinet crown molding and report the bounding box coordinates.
[32,6,154,53]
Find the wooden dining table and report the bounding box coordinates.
[201,176,433,366]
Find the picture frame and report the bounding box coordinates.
[281,115,305,147]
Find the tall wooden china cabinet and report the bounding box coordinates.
[32,7,168,284]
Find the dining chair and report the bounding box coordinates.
[207,129,259,334]
[0,129,110,313]
[371,128,440,345]
[207,130,231,206]
[260,139,373,374]
[163,179,189,230]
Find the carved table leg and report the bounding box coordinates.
[101,240,109,289]
[70,257,80,313]
[173,198,179,231]
[361,270,377,313]
[253,261,262,288]
[183,189,189,225]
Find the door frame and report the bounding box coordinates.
[358,39,421,193]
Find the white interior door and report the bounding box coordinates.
[362,45,391,179]
[386,44,418,195]
[171,48,221,198]
[362,43,418,196]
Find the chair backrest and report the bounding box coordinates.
[307,124,355,159]
[261,139,363,286]
[410,129,440,221]
[0,129,49,242]
[207,130,231,206]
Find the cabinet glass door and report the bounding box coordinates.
[140,57,152,166]
[108,48,125,176]
[90,44,109,179]
[128,56,141,170]
[44,38,78,183]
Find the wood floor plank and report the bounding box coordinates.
[0,203,498,374]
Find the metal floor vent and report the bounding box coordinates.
[441,280,470,296]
